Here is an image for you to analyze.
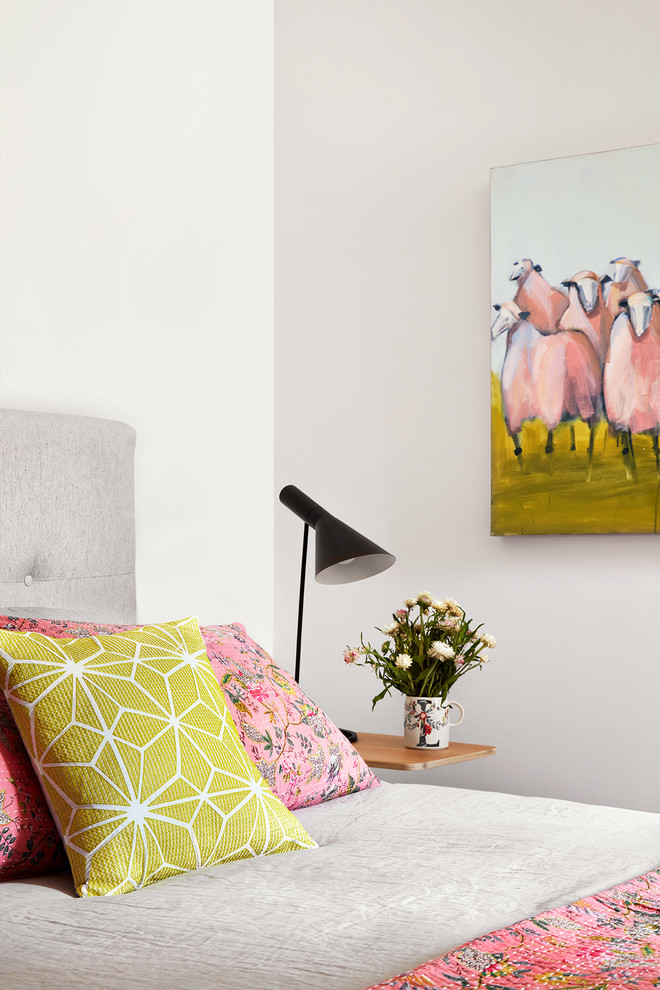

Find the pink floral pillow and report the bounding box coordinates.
[202,624,380,809]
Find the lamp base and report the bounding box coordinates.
[340,728,358,744]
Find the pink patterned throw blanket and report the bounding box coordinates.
[365,871,660,990]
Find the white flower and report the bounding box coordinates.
[431,600,445,611]
[417,591,434,607]
[381,622,399,636]
[444,597,463,616]
[481,633,496,649]
[404,597,416,608]
[395,653,413,669]
[429,640,455,661]
[480,652,490,664]
[343,648,360,664]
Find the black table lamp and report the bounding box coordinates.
[279,485,396,742]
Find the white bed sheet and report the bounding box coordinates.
[2,782,658,990]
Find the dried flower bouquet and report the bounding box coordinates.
[344,592,495,707]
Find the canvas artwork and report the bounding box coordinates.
[490,144,660,536]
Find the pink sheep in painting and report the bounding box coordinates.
[492,300,602,475]
[491,302,540,459]
[509,259,569,332]
[601,257,648,319]
[559,270,612,366]
[532,329,602,431]
[604,290,660,477]
[531,322,602,475]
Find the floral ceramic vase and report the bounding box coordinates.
[403,697,464,750]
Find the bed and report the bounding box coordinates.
[1,408,658,990]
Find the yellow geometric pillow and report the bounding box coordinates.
[0,617,315,897]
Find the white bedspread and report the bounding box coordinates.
[3,782,658,990]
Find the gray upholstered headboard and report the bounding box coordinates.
[0,408,137,623]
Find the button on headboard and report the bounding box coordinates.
[0,408,137,623]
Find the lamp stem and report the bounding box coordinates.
[294,523,309,684]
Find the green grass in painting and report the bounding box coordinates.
[491,373,660,535]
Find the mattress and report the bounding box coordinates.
[3,781,658,990]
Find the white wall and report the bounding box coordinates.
[0,0,275,646]
[275,0,660,812]
[2,0,657,814]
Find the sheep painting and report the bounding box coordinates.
[490,145,659,535]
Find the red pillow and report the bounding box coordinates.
[0,694,68,879]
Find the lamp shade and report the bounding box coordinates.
[279,485,395,585]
